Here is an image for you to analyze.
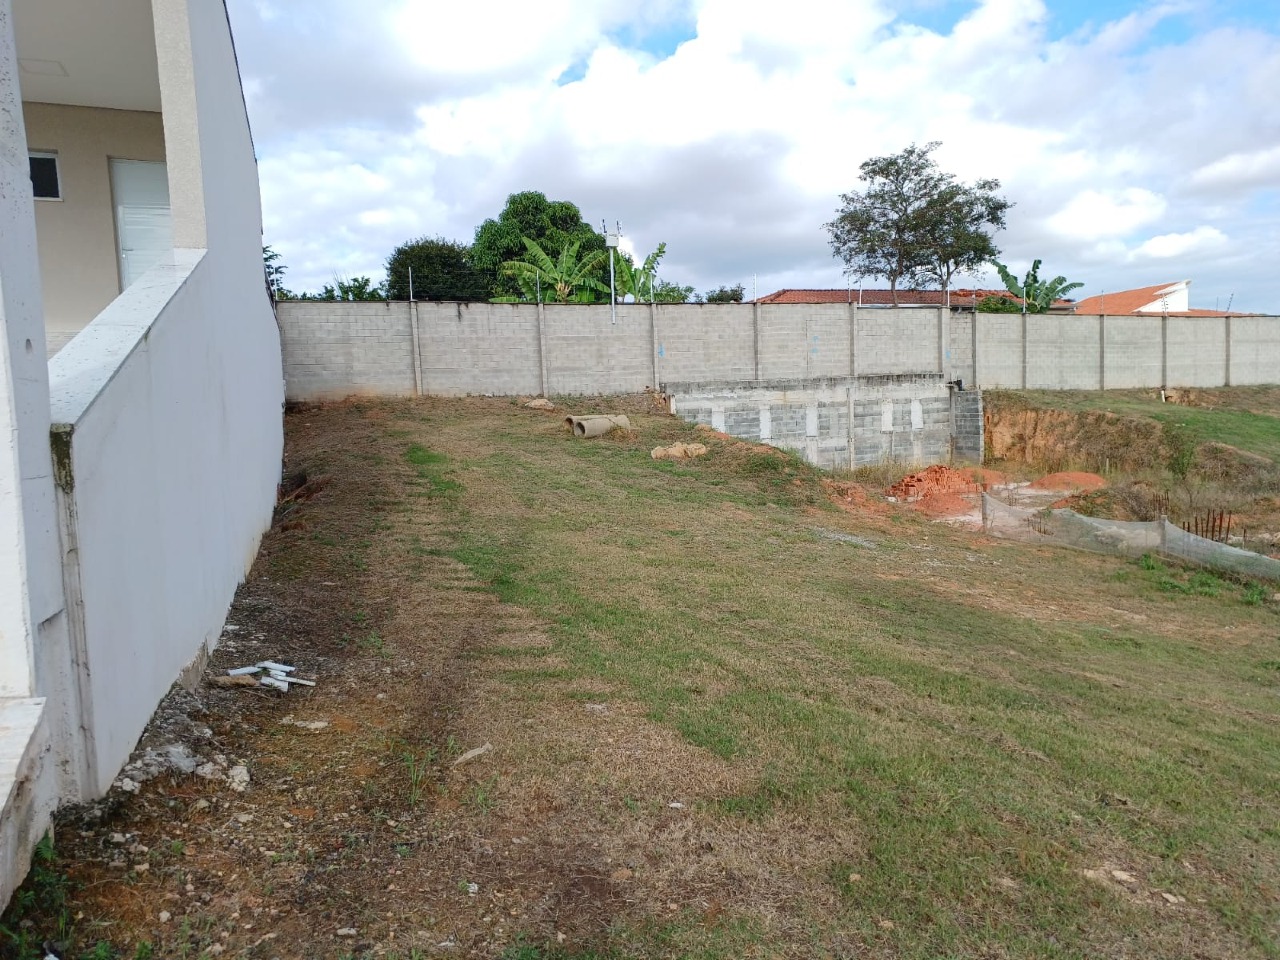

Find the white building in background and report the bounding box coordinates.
[0,0,283,908]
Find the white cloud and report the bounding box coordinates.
[1048,188,1167,239]
[1131,225,1227,260]
[228,0,1280,312]
[1189,145,1280,193]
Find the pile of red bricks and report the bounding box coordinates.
[887,465,982,503]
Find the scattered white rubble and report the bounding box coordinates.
[452,743,494,767]
[280,716,330,731]
[225,660,316,692]
[227,765,251,792]
[336,928,357,937]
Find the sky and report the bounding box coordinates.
[229,0,1280,311]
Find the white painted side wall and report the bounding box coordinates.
[42,0,283,797]
[0,0,68,911]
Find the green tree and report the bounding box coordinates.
[653,280,695,303]
[500,237,607,303]
[614,243,665,302]
[977,294,1023,314]
[263,245,293,299]
[302,275,386,301]
[995,260,1083,313]
[385,236,487,301]
[472,191,605,299]
[826,142,1009,305]
[918,180,1010,303]
[700,284,745,303]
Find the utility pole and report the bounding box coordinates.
[603,220,619,324]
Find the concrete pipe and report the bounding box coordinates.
[569,415,631,438]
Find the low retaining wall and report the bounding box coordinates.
[666,375,980,470]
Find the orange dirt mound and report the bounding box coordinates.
[887,465,981,502]
[1031,471,1106,492]
[824,480,890,515]
[915,492,977,518]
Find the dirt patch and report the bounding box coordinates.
[960,466,1007,487]
[823,479,890,515]
[1031,471,1107,492]
[984,402,1164,473]
[914,492,977,518]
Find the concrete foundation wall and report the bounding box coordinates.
[666,374,972,471]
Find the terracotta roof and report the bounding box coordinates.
[756,288,1027,306]
[1070,283,1182,316]
[1071,281,1255,316]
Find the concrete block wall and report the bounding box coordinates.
[276,302,1280,403]
[973,314,1024,388]
[850,376,953,467]
[949,312,974,386]
[855,308,940,376]
[1230,317,1280,385]
[544,304,653,394]
[757,303,853,380]
[1166,317,1227,388]
[280,301,415,399]
[953,390,984,462]
[1027,315,1102,390]
[653,304,755,383]
[1102,316,1163,388]
[419,302,541,397]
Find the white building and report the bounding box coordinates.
[1,0,283,907]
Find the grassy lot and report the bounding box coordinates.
[407,399,1280,957]
[6,397,1279,959]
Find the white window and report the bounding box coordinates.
[29,152,60,200]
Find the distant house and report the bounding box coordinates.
[755,288,1072,310]
[1069,281,1253,317]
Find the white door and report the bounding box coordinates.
[110,159,172,290]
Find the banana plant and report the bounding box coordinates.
[614,242,667,302]
[501,237,607,303]
[996,259,1083,313]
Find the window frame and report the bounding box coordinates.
[29,151,62,201]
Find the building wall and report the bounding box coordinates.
[40,0,283,800]
[21,102,166,337]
